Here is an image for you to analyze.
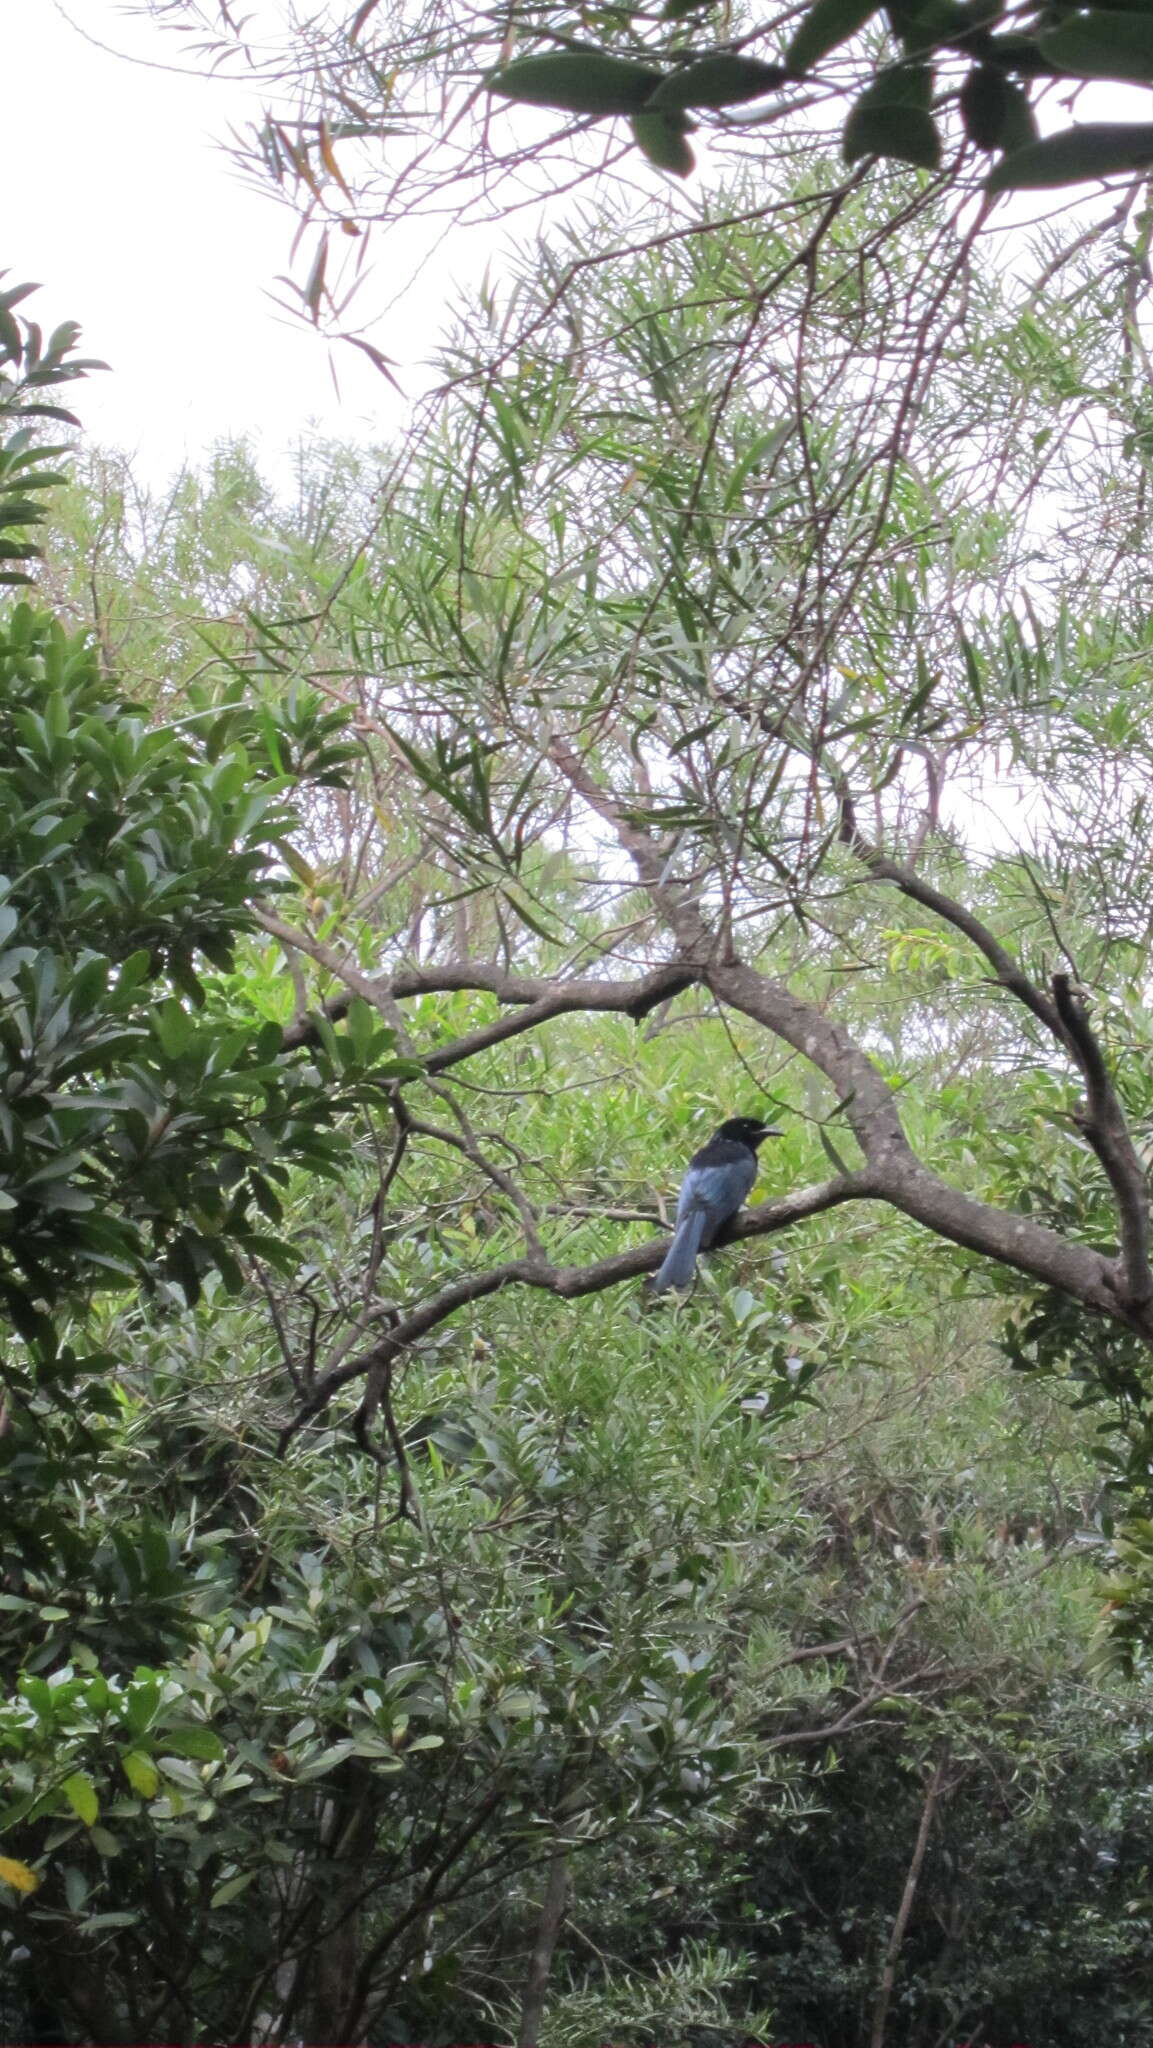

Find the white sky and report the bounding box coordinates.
[3,2,440,481]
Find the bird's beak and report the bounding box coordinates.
[758,1124,784,1137]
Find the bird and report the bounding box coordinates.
[650,1115,782,1294]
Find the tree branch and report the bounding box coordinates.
[276,1175,866,1451]
[708,955,1123,1318]
[838,793,1066,1044]
[838,801,1153,1314]
[1052,972,1153,1309]
[869,1752,950,2048]
[275,953,699,1055]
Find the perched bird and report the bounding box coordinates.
[651,1115,782,1295]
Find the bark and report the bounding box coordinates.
[516,1849,569,2048]
[869,1754,949,2048]
[302,1771,379,2047]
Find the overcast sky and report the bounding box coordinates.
[4,2,431,481]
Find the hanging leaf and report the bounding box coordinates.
[648,54,787,110]
[785,0,884,76]
[986,120,1153,191]
[843,63,941,168]
[488,50,663,115]
[886,0,971,55]
[1040,10,1153,84]
[960,66,1037,152]
[629,109,697,174]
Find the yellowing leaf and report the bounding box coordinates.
[121,1750,160,1799]
[61,1770,99,1826]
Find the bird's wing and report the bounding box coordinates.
[675,1148,758,1242]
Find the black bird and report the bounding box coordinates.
[651,1115,782,1294]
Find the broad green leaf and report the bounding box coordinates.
[1040,10,1153,84]
[785,0,884,75]
[626,110,697,170]
[120,1750,160,1798]
[886,0,971,54]
[986,120,1153,191]
[61,1771,99,1825]
[211,1870,257,1908]
[160,1724,225,1762]
[843,64,941,167]
[151,997,195,1058]
[960,66,1037,153]
[487,50,663,116]
[648,54,786,110]
[124,1678,162,1736]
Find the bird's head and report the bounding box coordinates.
[716,1114,783,1149]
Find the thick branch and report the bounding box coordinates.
[707,958,1124,1319]
[1053,973,1153,1309]
[516,1849,569,2048]
[839,808,1153,1313]
[276,1175,865,1451]
[839,797,1066,1043]
[275,953,699,1054]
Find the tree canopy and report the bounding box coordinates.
[5,7,1153,2034]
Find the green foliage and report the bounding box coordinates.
[487,50,664,115]
[11,109,1153,2032]
[0,280,102,586]
[842,60,941,169]
[987,119,1153,192]
[0,605,408,1328]
[482,0,1153,187]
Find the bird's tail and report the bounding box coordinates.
[651,1207,710,1293]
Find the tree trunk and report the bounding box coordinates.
[516,1849,569,2048]
[869,1754,949,2048]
